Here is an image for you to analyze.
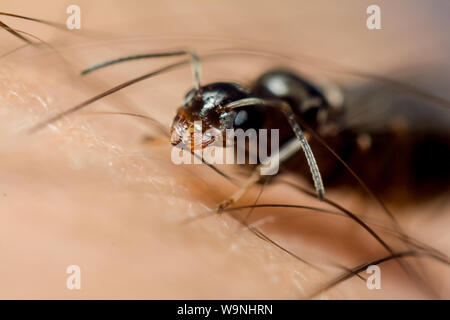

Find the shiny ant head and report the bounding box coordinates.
[170,82,251,151]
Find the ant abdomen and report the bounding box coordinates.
[282,75,450,204]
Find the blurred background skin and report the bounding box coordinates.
[0,0,449,299]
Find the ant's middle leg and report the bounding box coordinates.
[217,137,303,212]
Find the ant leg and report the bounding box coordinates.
[218,167,260,212]
[221,97,325,201]
[218,137,303,212]
[80,50,201,90]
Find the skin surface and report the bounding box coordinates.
[0,0,449,299]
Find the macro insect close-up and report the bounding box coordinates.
[0,0,449,303]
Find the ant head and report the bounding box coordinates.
[170,82,250,151]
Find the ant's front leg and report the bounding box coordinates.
[217,166,262,212]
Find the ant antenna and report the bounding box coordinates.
[81,50,201,91]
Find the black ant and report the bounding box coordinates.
[3,13,445,210]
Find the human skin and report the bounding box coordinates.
[0,0,449,299]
